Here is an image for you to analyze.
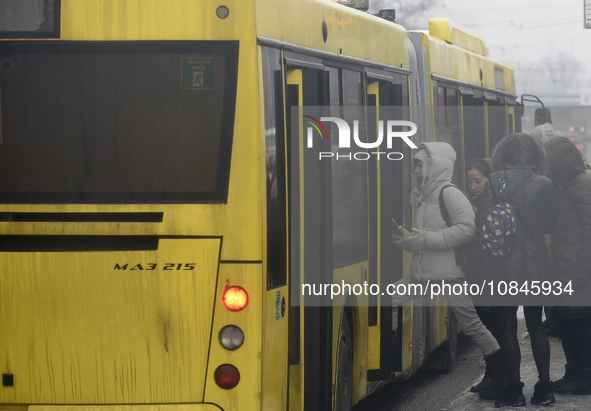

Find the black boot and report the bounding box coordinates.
[479,350,508,400]
[471,372,493,393]
[557,367,591,395]
[557,380,591,395]
[530,380,556,405]
[553,364,577,392]
[494,381,526,408]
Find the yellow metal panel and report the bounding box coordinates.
[367,323,381,370]
[399,251,414,373]
[0,239,221,404]
[260,286,289,410]
[288,364,303,411]
[428,18,488,56]
[508,106,516,134]
[61,0,253,41]
[255,0,409,70]
[204,263,263,411]
[420,24,516,95]
[29,407,221,411]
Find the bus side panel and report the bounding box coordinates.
[0,239,221,404]
[260,285,289,410]
[204,263,263,411]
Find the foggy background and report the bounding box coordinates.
[367,0,591,106]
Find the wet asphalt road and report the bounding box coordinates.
[352,332,484,411]
[354,311,591,411]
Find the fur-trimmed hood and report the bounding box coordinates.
[544,136,586,186]
[491,133,547,176]
[412,142,456,204]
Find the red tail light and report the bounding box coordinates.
[222,286,249,311]
[214,364,240,389]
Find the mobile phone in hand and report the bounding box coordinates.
[392,218,403,236]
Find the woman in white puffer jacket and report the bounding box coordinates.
[392,142,507,401]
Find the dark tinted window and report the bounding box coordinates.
[262,47,287,289]
[332,69,368,269]
[0,41,238,203]
[0,0,60,38]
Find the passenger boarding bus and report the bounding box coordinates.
[0,1,522,410]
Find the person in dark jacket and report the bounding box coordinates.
[544,136,591,395]
[476,133,555,406]
[466,158,501,394]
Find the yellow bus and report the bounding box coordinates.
[410,18,522,191]
[0,1,522,411]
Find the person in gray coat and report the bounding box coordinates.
[392,142,507,396]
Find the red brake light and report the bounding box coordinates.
[222,286,249,311]
[214,364,240,389]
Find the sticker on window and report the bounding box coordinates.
[182,57,216,89]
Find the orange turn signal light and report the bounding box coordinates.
[222,286,249,312]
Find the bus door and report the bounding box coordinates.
[285,59,333,411]
[260,46,290,411]
[365,81,382,375]
[366,75,412,379]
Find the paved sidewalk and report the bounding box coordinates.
[444,326,591,410]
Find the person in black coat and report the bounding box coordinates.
[466,158,500,394]
[544,136,591,395]
[476,133,555,406]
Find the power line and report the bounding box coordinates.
[468,18,580,29]
[488,38,591,48]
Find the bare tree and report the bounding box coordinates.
[368,0,438,29]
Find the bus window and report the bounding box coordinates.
[332,68,368,269]
[462,93,486,166]
[434,83,462,187]
[0,0,60,38]
[0,41,238,203]
[487,98,508,155]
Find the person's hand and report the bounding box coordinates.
[392,225,404,242]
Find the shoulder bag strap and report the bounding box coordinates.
[439,184,457,227]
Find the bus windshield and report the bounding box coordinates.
[0,41,238,203]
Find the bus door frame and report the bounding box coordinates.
[285,57,333,411]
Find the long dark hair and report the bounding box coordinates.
[467,158,492,178]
